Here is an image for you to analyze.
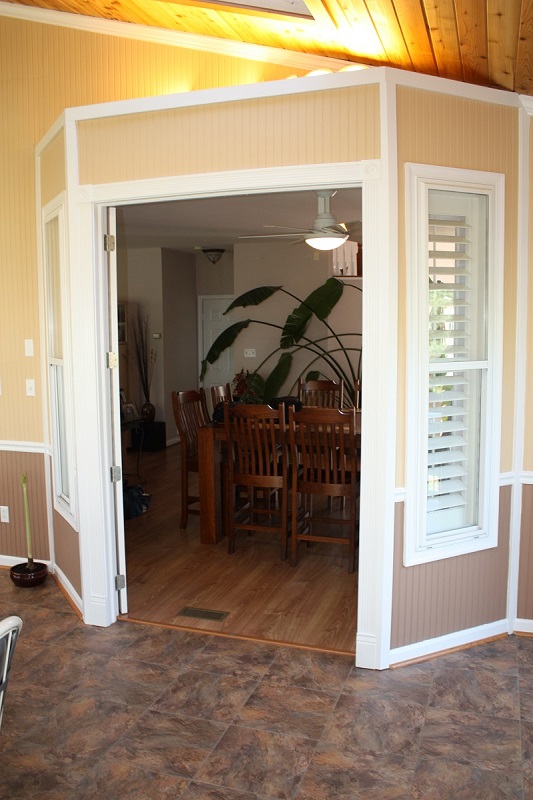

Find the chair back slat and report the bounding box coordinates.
[290,405,356,492]
[171,389,210,529]
[224,402,289,558]
[210,383,232,411]
[226,403,286,483]
[288,405,358,571]
[172,389,209,459]
[297,379,344,408]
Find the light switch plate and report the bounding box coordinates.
[0,506,9,523]
[26,378,35,396]
[24,339,34,357]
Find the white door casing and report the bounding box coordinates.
[72,159,395,669]
[198,295,235,412]
[106,207,129,613]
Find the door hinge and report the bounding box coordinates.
[104,234,116,252]
[110,465,122,483]
[115,574,126,590]
[107,351,118,369]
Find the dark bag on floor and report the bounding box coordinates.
[123,482,151,519]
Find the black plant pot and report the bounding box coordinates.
[10,561,48,588]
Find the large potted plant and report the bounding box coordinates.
[200,277,362,405]
[10,474,48,588]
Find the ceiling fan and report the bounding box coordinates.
[239,190,362,251]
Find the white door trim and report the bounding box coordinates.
[74,159,396,668]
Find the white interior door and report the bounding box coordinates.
[199,295,235,410]
[107,206,128,613]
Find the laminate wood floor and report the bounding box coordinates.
[120,441,358,654]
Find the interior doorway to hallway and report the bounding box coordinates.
[111,186,362,653]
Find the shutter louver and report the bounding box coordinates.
[426,213,482,538]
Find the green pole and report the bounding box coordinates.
[21,473,33,567]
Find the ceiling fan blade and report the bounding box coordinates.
[238,194,361,245]
[238,232,306,240]
[262,225,313,233]
[335,220,362,242]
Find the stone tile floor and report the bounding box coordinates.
[0,569,531,799]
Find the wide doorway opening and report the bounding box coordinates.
[113,187,363,654]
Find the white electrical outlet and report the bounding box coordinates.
[244,348,256,358]
[0,506,9,523]
[26,379,35,396]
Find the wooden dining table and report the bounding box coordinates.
[197,410,361,545]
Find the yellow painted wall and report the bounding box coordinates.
[77,85,380,184]
[524,123,533,470]
[517,119,533,616]
[2,8,530,649]
[396,86,519,482]
[392,86,519,649]
[0,12,325,575]
[0,13,310,446]
[40,130,65,208]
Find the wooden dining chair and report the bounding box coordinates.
[224,402,289,559]
[210,383,232,413]
[288,405,359,572]
[171,388,210,529]
[297,378,344,408]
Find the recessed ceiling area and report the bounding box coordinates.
[115,187,362,253]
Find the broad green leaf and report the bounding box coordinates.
[304,370,321,381]
[225,286,282,314]
[280,278,344,348]
[304,277,344,320]
[245,372,265,400]
[263,352,293,402]
[199,320,250,380]
[280,306,312,348]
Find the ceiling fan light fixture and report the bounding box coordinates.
[305,233,348,251]
[202,248,225,264]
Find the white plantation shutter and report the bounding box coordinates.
[405,166,503,565]
[426,205,485,539]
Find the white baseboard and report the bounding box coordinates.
[389,619,510,666]
[355,631,389,670]
[53,565,83,615]
[513,618,533,635]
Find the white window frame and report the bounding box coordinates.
[43,197,77,525]
[404,164,504,566]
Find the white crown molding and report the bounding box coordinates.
[520,95,533,115]
[0,0,356,71]
[381,66,519,107]
[0,441,47,453]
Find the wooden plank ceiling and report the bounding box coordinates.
[5,0,533,95]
